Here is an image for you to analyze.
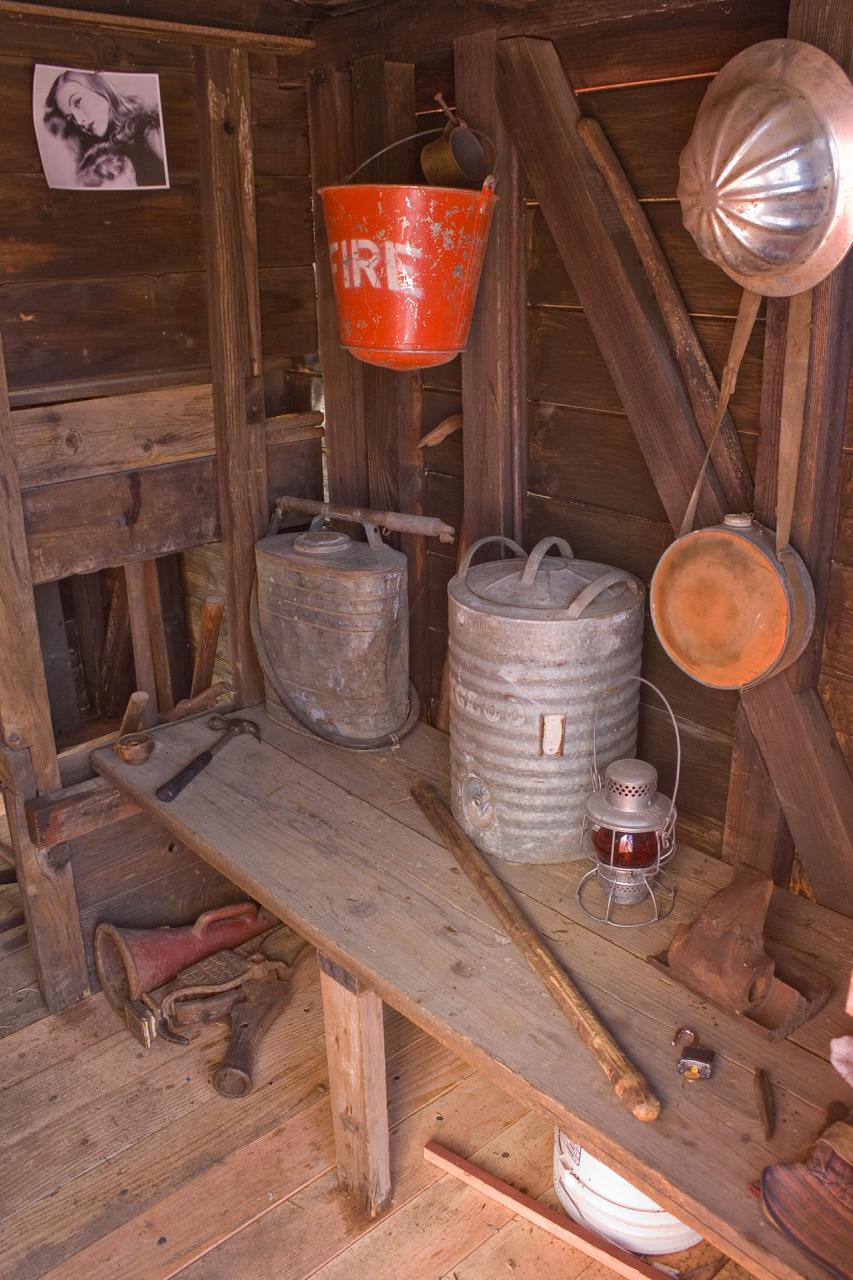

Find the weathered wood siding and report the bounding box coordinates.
[418,2,852,856]
[0,17,317,407]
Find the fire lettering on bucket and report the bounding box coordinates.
[329,239,423,298]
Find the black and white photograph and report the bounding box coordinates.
[33,64,169,190]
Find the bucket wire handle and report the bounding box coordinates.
[518,536,575,587]
[341,127,498,186]
[591,677,681,821]
[458,535,526,587]
[566,571,641,620]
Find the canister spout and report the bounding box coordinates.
[274,495,456,544]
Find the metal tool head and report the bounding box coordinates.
[208,714,261,738]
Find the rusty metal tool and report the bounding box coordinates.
[412,782,661,1123]
[156,714,260,802]
[212,946,310,1097]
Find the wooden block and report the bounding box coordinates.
[26,776,140,853]
[318,954,391,1217]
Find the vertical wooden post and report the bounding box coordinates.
[722,301,793,880]
[723,1,853,891]
[196,46,268,706]
[70,573,106,718]
[351,54,429,712]
[0,333,88,1009]
[456,30,527,544]
[0,333,60,793]
[124,561,159,727]
[318,953,391,1217]
[307,68,369,508]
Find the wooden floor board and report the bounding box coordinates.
[1,939,751,1280]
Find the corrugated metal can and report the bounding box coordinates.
[255,528,409,742]
[448,536,644,863]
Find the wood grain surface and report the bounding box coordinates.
[93,711,853,1280]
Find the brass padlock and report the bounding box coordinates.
[672,1027,715,1080]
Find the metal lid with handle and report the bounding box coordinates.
[453,535,643,619]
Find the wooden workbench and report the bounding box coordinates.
[92,709,852,1280]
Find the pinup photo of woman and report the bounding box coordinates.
[33,64,169,190]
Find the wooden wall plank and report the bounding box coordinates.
[1,266,315,401]
[528,201,743,318]
[196,45,269,705]
[0,332,59,790]
[34,582,81,740]
[307,67,368,506]
[457,29,525,543]
[316,0,786,87]
[24,437,321,584]
[527,307,765,441]
[351,54,430,713]
[13,384,215,488]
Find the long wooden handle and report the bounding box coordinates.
[412,782,661,1123]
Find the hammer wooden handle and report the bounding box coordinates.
[412,782,661,1123]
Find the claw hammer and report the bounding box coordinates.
[156,715,261,803]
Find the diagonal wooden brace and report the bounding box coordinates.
[497,35,853,911]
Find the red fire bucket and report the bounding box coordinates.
[318,180,496,370]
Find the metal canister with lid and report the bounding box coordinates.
[448,536,645,862]
[254,526,409,742]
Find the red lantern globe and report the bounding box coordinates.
[577,679,679,927]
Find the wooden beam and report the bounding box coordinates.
[13,381,322,491]
[0,332,59,792]
[457,30,526,544]
[144,556,191,716]
[576,116,752,513]
[424,1141,664,1280]
[307,68,369,507]
[26,776,140,853]
[723,0,853,901]
[0,1,314,51]
[70,573,106,718]
[197,46,269,706]
[350,54,429,714]
[742,682,853,917]
[313,0,782,80]
[23,437,320,585]
[496,36,727,533]
[318,953,391,1217]
[190,595,226,699]
[34,581,81,741]
[4,753,90,1011]
[722,300,793,879]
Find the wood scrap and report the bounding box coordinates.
[119,691,150,737]
[754,1068,776,1141]
[190,594,225,698]
[412,782,660,1123]
[424,1140,664,1280]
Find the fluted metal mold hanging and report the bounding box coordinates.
[678,39,853,296]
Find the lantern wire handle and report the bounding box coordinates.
[590,676,681,819]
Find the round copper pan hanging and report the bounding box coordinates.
[650,515,815,690]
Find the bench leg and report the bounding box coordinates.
[318,953,391,1217]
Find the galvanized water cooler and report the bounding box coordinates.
[448,536,644,862]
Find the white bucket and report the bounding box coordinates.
[553,1129,702,1255]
